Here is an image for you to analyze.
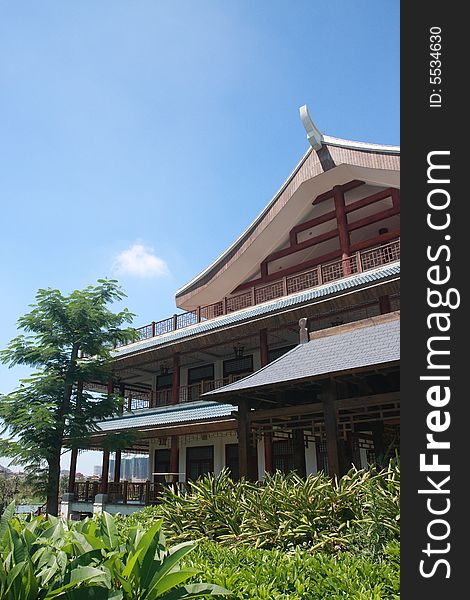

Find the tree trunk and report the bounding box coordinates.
[46,446,62,516]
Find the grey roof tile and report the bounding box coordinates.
[205,315,400,396]
[96,400,234,432]
[113,264,400,357]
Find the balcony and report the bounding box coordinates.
[117,239,400,348]
[121,375,247,412]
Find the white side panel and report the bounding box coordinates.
[305,439,318,475]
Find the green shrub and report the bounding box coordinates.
[0,504,230,599]
[184,540,400,599]
[117,461,400,555]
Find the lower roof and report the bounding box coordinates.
[96,400,235,433]
[204,311,400,400]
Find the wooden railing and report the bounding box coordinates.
[115,239,400,348]
[97,376,247,413]
[73,480,163,505]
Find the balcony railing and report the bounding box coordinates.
[126,376,246,411]
[115,239,400,348]
[73,480,167,505]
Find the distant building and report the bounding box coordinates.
[92,465,101,477]
[108,455,149,481]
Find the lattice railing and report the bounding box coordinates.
[115,239,400,347]
[321,255,359,284]
[286,269,319,294]
[200,301,224,321]
[226,291,252,313]
[360,239,400,271]
[255,280,285,304]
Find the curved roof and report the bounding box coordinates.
[175,135,400,310]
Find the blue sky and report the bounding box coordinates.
[0,1,399,474]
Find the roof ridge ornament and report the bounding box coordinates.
[299,105,323,150]
[299,317,309,344]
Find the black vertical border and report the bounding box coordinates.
[401,3,466,597]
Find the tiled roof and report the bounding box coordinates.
[205,313,400,397]
[96,400,235,432]
[113,264,400,357]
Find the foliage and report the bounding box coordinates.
[116,461,400,555]
[0,474,45,513]
[0,280,137,514]
[0,504,230,599]
[184,540,400,600]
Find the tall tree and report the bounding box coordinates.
[0,279,137,515]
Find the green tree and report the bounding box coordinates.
[0,280,137,516]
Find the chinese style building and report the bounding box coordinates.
[62,107,400,516]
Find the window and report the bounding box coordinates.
[268,346,295,363]
[225,443,239,480]
[188,364,214,384]
[223,355,253,378]
[273,439,295,474]
[186,364,214,401]
[186,445,214,480]
[156,373,172,389]
[153,449,170,483]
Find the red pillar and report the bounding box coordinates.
[118,383,125,414]
[68,379,82,494]
[68,448,78,494]
[114,451,122,483]
[170,436,179,483]
[260,329,269,367]
[238,399,250,479]
[321,379,341,478]
[101,450,110,494]
[171,353,180,405]
[333,185,351,276]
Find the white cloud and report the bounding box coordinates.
[113,244,169,278]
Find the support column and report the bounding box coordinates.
[237,399,250,479]
[379,295,392,314]
[67,448,78,494]
[118,382,125,413]
[67,379,83,494]
[171,353,180,405]
[260,328,269,367]
[371,422,385,466]
[292,429,307,478]
[321,379,341,478]
[333,185,351,276]
[264,432,273,474]
[101,450,110,495]
[170,436,179,483]
[114,451,122,483]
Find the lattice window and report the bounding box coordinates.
[286,269,319,294]
[226,292,252,313]
[255,281,285,304]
